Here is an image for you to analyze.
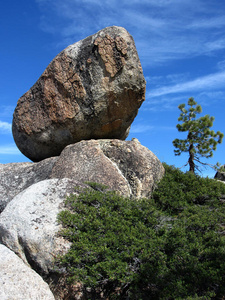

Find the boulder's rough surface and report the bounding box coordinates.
[99,138,164,198]
[0,244,55,300]
[0,157,57,213]
[51,138,164,199]
[0,178,87,276]
[12,26,146,162]
[50,139,131,197]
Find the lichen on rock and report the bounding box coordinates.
[94,34,128,77]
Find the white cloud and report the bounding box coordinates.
[130,124,154,134]
[149,71,225,98]
[147,73,190,88]
[0,145,20,155]
[36,0,225,66]
[0,106,14,118]
[188,16,225,29]
[143,95,184,112]
[205,38,225,52]
[217,59,225,70]
[130,124,175,133]
[0,121,12,134]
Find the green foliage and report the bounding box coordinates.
[214,162,225,173]
[151,164,225,299]
[153,163,225,214]
[173,97,224,173]
[56,167,225,299]
[57,188,164,298]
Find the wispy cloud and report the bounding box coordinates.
[0,145,20,155]
[36,0,225,66]
[188,16,225,29]
[217,59,225,70]
[149,71,225,98]
[130,124,154,134]
[0,121,12,134]
[205,38,225,52]
[143,95,185,112]
[130,123,175,134]
[0,106,14,118]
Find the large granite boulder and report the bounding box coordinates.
[12,26,146,162]
[0,244,55,300]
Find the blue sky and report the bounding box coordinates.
[1,0,225,177]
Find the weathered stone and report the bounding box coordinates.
[0,178,86,276]
[0,139,164,214]
[12,26,146,161]
[0,244,55,300]
[0,157,57,213]
[51,138,165,199]
[50,139,132,197]
[99,138,164,198]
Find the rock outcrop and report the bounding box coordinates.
[1,26,165,299]
[12,26,146,162]
[0,139,164,298]
[0,139,164,213]
[0,244,55,300]
[50,139,164,199]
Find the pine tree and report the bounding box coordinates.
[172,97,224,173]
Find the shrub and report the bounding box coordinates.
[56,167,225,299]
[153,164,225,214]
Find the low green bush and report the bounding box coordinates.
[56,165,225,299]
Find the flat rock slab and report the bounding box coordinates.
[0,244,55,300]
[12,26,146,161]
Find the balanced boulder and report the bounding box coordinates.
[12,26,146,162]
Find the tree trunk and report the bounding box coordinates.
[188,143,195,173]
